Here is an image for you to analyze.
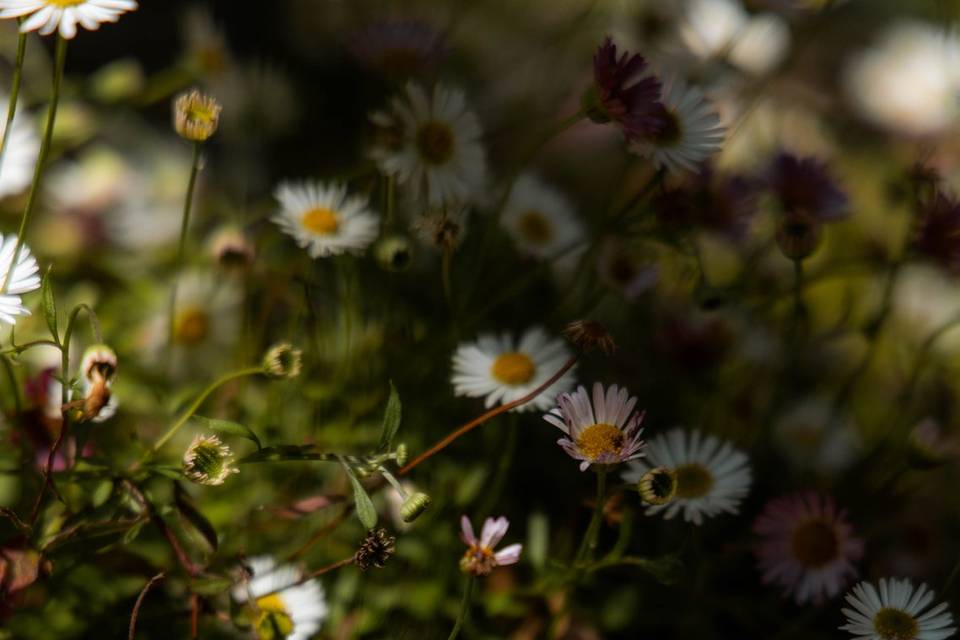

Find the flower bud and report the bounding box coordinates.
[173,89,222,142]
[374,235,414,272]
[638,467,677,506]
[262,343,302,379]
[183,435,239,486]
[776,211,822,261]
[393,443,408,468]
[399,492,431,522]
[562,319,616,355]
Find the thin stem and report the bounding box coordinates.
[441,243,453,309]
[149,366,263,454]
[399,354,578,475]
[0,29,27,181]
[448,574,475,640]
[0,354,21,415]
[575,467,608,567]
[255,555,355,600]
[128,572,166,640]
[167,141,203,350]
[2,36,67,294]
[791,258,806,331]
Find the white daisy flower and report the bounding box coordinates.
[623,428,751,525]
[773,397,862,476]
[679,0,748,59]
[370,82,487,208]
[0,95,39,199]
[451,326,575,413]
[0,233,40,325]
[841,578,956,640]
[544,383,647,471]
[272,180,380,258]
[0,0,138,40]
[501,174,584,263]
[232,556,328,640]
[630,77,725,174]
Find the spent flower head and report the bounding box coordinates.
[173,89,222,142]
[355,528,397,571]
[262,343,303,379]
[183,434,239,486]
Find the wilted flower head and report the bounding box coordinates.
[563,319,616,355]
[354,528,397,570]
[183,434,239,486]
[0,0,138,40]
[459,515,522,576]
[768,152,848,221]
[173,89,222,142]
[588,37,663,142]
[753,492,864,605]
[914,191,960,273]
[209,226,255,270]
[262,343,303,379]
[80,344,118,385]
[544,383,646,471]
[348,17,446,77]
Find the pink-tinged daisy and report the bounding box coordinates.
[459,515,522,576]
[754,492,864,605]
[544,383,646,471]
[623,429,751,525]
[630,77,725,174]
[841,578,956,640]
[0,0,138,40]
[768,152,848,221]
[589,37,663,142]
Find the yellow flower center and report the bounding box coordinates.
[790,518,839,568]
[174,307,210,345]
[673,463,714,499]
[517,210,553,245]
[254,594,294,639]
[416,120,455,164]
[576,423,625,461]
[301,207,340,235]
[47,0,86,6]
[873,608,918,640]
[490,352,535,386]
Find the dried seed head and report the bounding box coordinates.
[354,528,397,570]
[262,343,302,379]
[562,320,616,355]
[173,89,222,142]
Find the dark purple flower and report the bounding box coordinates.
[768,153,848,221]
[915,191,960,272]
[591,37,663,142]
[654,166,759,240]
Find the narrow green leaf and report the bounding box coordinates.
[191,575,233,596]
[377,381,402,451]
[342,462,377,530]
[41,269,58,343]
[193,415,262,450]
[238,445,328,464]
[174,482,219,552]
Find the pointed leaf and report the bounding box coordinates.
[41,269,58,343]
[193,415,262,450]
[342,463,377,530]
[377,381,402,451]
[173,482,218,552]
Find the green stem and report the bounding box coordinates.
[150,365,263,454]
[167,141,203,349]
[575,467,608,567]
[2,36,67,294]
[792,258,805,327]
[447,574,475,640]
[0,29,27,181]
[0,354,21,415]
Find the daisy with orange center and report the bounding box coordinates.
[544,382,646,471]
[272,180,380,258]
[459,515,522,576]
[451,326,576,412]
[754,492,864,605]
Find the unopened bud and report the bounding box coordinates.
[400,492,431,523]
[638,467,677,506]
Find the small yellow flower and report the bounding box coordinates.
[173,89,222,142]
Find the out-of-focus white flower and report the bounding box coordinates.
[501,174,585,272]
[729,13,791,76]
[773,397,861,475]
[844,21,960,136]
[0,94,38,199]
[272,180,380,258]
[679,0,747,59]
[893,264,960,354]
[232,556,328,640]
[47,146,132,214]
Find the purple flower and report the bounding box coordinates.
[768,152,848,221]
[459,515,522,576]
[591,38,663,142]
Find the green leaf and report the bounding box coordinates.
[192,415,262,450]
[174,482,218,552]
[342,463,377,530]
[146,464,184,480]
[238,445,328,464]
[595,554,683,585]
[41,269,58,343]
[191,575,233,596]
[377,381,402,452]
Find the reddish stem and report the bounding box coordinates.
[128,572,165,640]
[399,355,578,475]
